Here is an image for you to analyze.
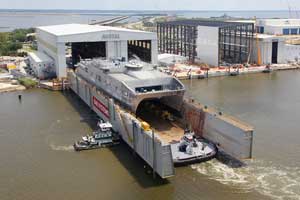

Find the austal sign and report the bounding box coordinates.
[93,96,109,118]
[102,34,120,40]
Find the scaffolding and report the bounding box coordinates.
[157,22,197,62]
[157,20,254,65]
[219,23,254,65]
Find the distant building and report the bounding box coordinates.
[157,19,300,66]
[252,19,300,65]
[256,19,300,35]
[35,24,157,78]
[28,51,55,79]
[157,20,254,66]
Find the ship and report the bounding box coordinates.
[74,121,120,151]
[74,58,217,163]
[76,58,185,113]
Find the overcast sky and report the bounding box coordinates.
[1,0,300,10]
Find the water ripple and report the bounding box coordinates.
[191,159,300,200]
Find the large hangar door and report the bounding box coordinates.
[272,41,278,64]
[128,40,152,62]
[71,42,106,66]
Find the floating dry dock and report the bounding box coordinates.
[68,65,253,179]
[34,23,254,178]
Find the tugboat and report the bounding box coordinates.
[229,66,239,76]
[171,130,218,166]
[74,121,120,151]
[262,64,272,73]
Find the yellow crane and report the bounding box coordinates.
[256,33,262,66]
[254,17,262,66]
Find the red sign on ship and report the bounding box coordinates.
[93,96,109,118]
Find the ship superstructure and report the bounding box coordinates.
[76,58,185,112]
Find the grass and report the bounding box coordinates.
[0,68,7,73]
[18,77,37,88]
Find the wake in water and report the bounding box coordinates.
[49,144,74,152]
[191,159,300,200]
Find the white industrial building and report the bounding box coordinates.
[35,24,158,78]
[157,19,300,67]
[256,19,300,35]
[28,52,55,79]
[157,20,254,66]
[253,19,300,65]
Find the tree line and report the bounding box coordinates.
[0,28,35,56]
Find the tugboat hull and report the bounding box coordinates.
[262,69,272,73]
[173,148,217,166]
[171,139,218,166]
[73,141,119,151]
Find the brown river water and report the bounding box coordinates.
[1,70,300,200]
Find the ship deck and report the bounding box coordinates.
[138,112,184,144]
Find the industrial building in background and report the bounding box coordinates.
[157,19,300,67]
[31,23,157,78]
[157,20,254,66]
[256,19,300,35]
[30,20,300,80]
[253,19,300,65]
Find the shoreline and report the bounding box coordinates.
[161,64,300,80]
[0,82,26,93]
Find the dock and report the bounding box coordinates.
[160,64,300,80]
[39,79,70,91]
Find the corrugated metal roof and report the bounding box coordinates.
[28,51,53,63]
[37,23,150,36]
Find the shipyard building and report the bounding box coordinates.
[157,19,300,66]
[30,24,158,78]
[157,20,254,66]
[254,19,300,65]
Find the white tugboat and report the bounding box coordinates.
[171,130,217,166]
[74,121,120,151]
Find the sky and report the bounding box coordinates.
[0,0,300,11]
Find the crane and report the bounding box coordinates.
[254,17,262,66]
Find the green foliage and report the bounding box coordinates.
[0,28,35,56]
[0,68,7,73]
[18,77,37,88]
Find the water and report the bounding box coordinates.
[1,70,300,200]
[0,9,297,32]
[183,70,300,200]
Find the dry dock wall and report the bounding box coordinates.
[68,71,174,178]
[68,70,254,178]
[182,100,253,159]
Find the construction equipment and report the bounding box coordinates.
[254,17,262,66]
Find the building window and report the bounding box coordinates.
[260,27,264,33]
[256,26,264,33]
[283,28,290,35]
[291,28,298,35]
